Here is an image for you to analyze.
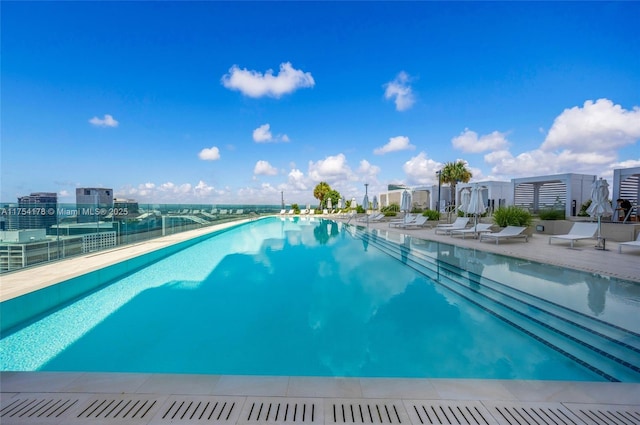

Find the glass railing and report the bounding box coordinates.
[0,203,283,273]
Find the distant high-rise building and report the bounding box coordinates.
[16,192,58,231]
[113,198,139,219]
[76,188,113,223]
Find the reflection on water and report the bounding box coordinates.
[3,217,633,381]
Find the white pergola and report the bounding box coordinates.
[611,166,640,222]
[511,173,596,217]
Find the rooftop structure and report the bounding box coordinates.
[512,173,595,217]
[76,188,113,223]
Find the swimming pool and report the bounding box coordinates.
[1,216,639,381]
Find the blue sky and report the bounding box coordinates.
[2,1,639,205]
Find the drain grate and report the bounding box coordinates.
[240,398,321,423]
[157,396,244,423]
[485,402,581,425]
[75,395,162,422]
[328,401,407,424]
[405,400,496,425]
[0,396,79,420]
[565,404,640,425]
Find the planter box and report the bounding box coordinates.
[532,219,640,242]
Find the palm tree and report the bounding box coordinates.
[440,160,472,206]
[313,182,332,208]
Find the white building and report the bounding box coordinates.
[611,166,639,222]
[457,181,513,213]
[511,173,595,217]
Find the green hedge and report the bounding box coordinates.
[493,206,532,227]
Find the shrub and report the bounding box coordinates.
[381,203,400,213]
[538,209,565,220]
[383,211,397,217]
[422,209,440,221]
[411,207,424,213]
[578,200,592,217]
[493,206,532,227]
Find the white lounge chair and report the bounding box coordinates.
[389,214,417,227]
[358,213,384,222]
[450,223,493,239]
[435,217,469,228]
[618,233,640,254]
[479,226,528,244]
[434,217,470,235]
[398,215,429,229]
[548,222,598,248]
[279,209,286,215]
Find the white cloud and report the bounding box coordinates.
[484,147,619,179]
[384,72,415,111]
[374,136,415,155]
[483,99,640,179]
[89,114,118,127]
[221,62,315,98]
[287,168,308,190]
[452,129,509,153]
[198,146,221,161]
[357,160,381,183]
[194,180,215,197]
[253,123,289,143]
[254,160,278,176]
[308,154,352,182]
[402,152,443,185]
[542,99,640,153]
[118,180,223,203]
[253,124,272,142]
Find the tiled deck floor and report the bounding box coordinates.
[2,372,640,424]
[1,216,639,424]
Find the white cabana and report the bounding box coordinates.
[511,173,595,217]
[611,166,639,222]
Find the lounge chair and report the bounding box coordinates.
[397,215,429,229]
[279,209,286,215]
[479,226,528,244]
[370,213,386,222]
[434,217,470,235]
[389,214,417,227]
[450,223,493,239]
[548,222,598,248]
[618,233,640,254]
[358,213,384,222]
[309,209,315,215]
[287,209,294,215]
[435,217,469,229]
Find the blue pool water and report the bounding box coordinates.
[2,216,639,381]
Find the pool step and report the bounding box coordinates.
[352,227,640,382]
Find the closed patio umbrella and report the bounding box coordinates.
[362,194,369,211]
[372,195,378,210]
[467,185,486,231]
[327,198,332,210]
[587,178,614,244]
[401,190,412,214]
[458,187,471,216]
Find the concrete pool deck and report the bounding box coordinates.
[1,216,639,423]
